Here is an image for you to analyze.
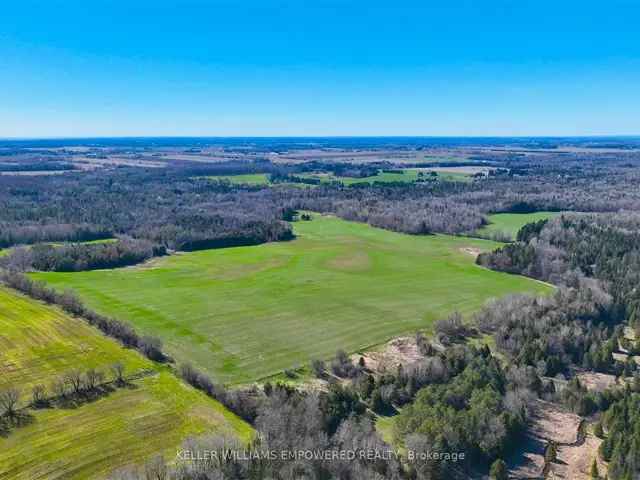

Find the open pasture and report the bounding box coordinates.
[203,173,270,185]
[201,168,475,187]
[474,211,560,241]
[0,287,252,479]
[0,371,251,480]
[34,215,551,384]
[0,287,148,392]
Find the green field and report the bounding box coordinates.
[0,287,148,392]
[474,212,560,241]
[33,214,551,384]
[375,415,397,446]
[0,287,251,479]
[200,169,472,187]
[47,238,118,247]
[204,173,270,185]
[299,168,471,185]
[0,371,252,480]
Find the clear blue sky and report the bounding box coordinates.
[1,0,639,137]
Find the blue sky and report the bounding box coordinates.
[1,0,639,137]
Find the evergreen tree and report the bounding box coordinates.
[593,421,604,438]
[490,458,508,480]
[545,441,557,464]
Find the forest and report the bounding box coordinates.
[3,143,640,479]
[2,150,640,274]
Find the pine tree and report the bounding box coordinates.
[489,458,508,480]
[371,388,385,413]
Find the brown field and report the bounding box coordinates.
[71,156,166,168]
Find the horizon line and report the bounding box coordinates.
[2,134,640,141]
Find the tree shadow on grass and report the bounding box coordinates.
[54,383,130,410]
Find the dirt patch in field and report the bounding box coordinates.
[326,250,371,272]
[123,254,174,271]
[353,336,423,374]
[460,247,482,258]
[210,257,288,280]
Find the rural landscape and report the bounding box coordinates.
[2,0,640,478]
[2,136,640,480]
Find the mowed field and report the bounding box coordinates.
[0,287,252,480]
[33,214,551,384]
[474,212,560,241]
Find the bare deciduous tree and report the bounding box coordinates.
[31,384,46,406]
[0,388,20,417]
[85,368,104,391]
[65,369,84,395]
[111,361,125,385]
[50,377,66,398]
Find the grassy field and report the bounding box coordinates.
[299,168,471,185]
[474,212,560,241]
[33,214,551,384]
[0,371,252,480]
[47,238,117,247]
[0,287,252,479]
[375,415,397,446]
[0,287,148,393]
[200,169,472,187]
[204,173,270,185]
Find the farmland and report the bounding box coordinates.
[204,173,270,185]
[298,167,473,184]
[473,211,560,241]
[0,287,148,392]
[202,167,476,187]
[0,287,252,479]
[33,214,551,384]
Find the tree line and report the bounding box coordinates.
[1,271,167,363]
[1,238,166,272]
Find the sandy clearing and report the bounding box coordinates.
[575,371,618,392]
[551,429,607,480]
[508,400,582,478]
[460,247,483,258]
[351,336,423,375]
